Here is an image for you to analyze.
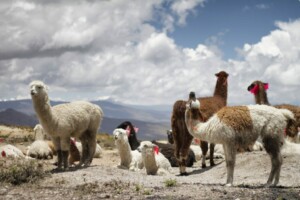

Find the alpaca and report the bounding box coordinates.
[30,80,103,170]
[26,140,53,159]
[152,140,196,167]
[0,144,25,158]
[75,141,103,158]
[113,128,144,171]
[185,91,294,186]
[138,141,172,175]
[34,124,51,140]
[247,81,299,140]
[172,71,229,175]
[116,121,140,150]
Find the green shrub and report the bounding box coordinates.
[164,179,177,187]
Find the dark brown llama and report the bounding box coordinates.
[247,80,299,139]
[172,71,229,175]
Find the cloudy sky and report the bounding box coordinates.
[1,0,300,106]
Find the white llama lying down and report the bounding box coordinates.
[113,128,143,171]
[138,141,172,175]
[30,80,103,170]
[75,141,103,158]
[185,92,294,187]
[0,144,25,158]
[26,140,53,159]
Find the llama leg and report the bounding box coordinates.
[209,143,215,166]
[263,136,282,187]
[85,130,97,166]
[200,141,208,168]
[179,136,193,175]
[223,144,236,186]
[79,134,89,167]
[52,137,62,170]
[61,137,70,170]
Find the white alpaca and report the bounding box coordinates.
[0,144,25,158]
[75,141,103,158]
[185,92,294,187]
[138,141,172,175]
[34,124,51,140]
[113,128,143,171]
[26,140,53,159]
[30,80,103,170]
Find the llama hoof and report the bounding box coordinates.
[225,183,233,187]
[210,162,215,166]
[202,164,207,168]
[180,172,189,176]
[51,167,63,173]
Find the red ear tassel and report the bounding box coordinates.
[249,84,259,95]
[1,150,6,157]
[153,146,159,155]
[264,83,269,90]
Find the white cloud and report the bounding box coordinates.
[171,0,205,25]
[0,0,300,107]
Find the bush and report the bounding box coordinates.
[0,158,49,185]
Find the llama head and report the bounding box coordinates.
[113,128,129,144]
[138,141,159,156]
[30,80,49,99]
[247,80,269,95]
[215,71,229,85]
[166,130,174,144]
[186,92,204,121]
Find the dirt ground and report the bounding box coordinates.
[1,126,300,199]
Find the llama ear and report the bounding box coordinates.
[153,145,159,155]
[215,72,219,77]
[263,83,269,90]
[125,129,130,136]
[134,126,139,133]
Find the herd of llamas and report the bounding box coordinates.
[1,72,300,187]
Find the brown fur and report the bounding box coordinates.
[171,71,228,175]
[247,80,299,138]
[217,106,253,132]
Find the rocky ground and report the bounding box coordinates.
[1,126,300,199]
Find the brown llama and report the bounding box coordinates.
[171,71,228,175]
[247,80,299,140]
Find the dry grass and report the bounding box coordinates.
[96,133,115,150]
[0,157,49,185]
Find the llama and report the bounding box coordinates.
[116,121,140,150]
[152,140,196,167]
[0,144,25,158]
[117,121,196,167]
[185,91,294,186]
[113,128,144,171]
[172,71,228,175]
[247,80,299,140]
[30,80,103,170]
[138,141,172,175]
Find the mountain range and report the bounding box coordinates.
[0,99,172,140]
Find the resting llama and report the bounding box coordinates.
[172,71,228,175]
[247,80,299,141]
[30,80,103,170]
[138,141,172,175]
[185,91,294,187]
[113,128,143,171]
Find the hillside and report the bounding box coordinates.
[0,99,172,140]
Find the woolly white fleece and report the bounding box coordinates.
[113,128,143,171]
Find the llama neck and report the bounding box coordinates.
[185,110,210,142]
[32,95,57,133]
[116,141,132,167]
[213,78,227,104]
[254,85,270,105]
[143,152,158,175]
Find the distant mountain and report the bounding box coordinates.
[0,108,38,127]
[0,99,172,123]
[0,99,172,140]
